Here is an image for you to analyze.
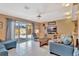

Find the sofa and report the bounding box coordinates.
[2,40,17,50]
[0,40,16,56]
[0,43,8,56]
[49,41,74,56]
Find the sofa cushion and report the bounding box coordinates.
[60,35,65,40]
[0,43,5,49]
[63,36,72,45]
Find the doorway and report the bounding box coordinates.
[6,18,33,42]
[15,21,33,42]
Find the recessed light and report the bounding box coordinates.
[63,3,70,7]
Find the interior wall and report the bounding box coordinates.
[78,15,79,36]
[78,5,79,38]
[56,19,75,35]
[0,15,7,41]
[34,23,41,37]
[78,14,79,44]
[37,19,76,39]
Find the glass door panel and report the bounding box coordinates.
[27,24,32,39]
[14,21,32,40]
[15,21,20,39]
[19,23,27,39]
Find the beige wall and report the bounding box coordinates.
[78,5,79,36]
[56,19,75,35]
[37,19,76,39]
[0,15,7,41]
[78,15,79,36]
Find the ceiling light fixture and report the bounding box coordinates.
[63,3,70,7]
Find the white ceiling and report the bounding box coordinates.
[0,3,73,22]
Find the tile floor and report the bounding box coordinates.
[8,40,55,56]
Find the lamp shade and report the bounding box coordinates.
[35,29,39,34]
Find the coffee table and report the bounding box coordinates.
[39,38,51,47]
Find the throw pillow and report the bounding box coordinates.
[0,44,5,49]
[61,35,72,45]
[60,34,65,40]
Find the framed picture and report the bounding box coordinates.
[0,22,3,29]
[48,21,56,25]
[47,21,57,34]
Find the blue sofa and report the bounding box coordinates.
[49,41,74,56]
[2,40,16,50]
[0,43,8,56]
[0,40,16,56]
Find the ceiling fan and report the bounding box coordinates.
[37,13,42,19]
[25,5,30,10]
[25,5,42,19]
[37,13,41,17]
[36,9,43,19]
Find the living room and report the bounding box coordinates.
[0,3,79,56]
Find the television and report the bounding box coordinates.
[47,26,57,34]
[47,21,57,34]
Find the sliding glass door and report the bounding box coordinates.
[15,21,32,40]
[15,21,27,40]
